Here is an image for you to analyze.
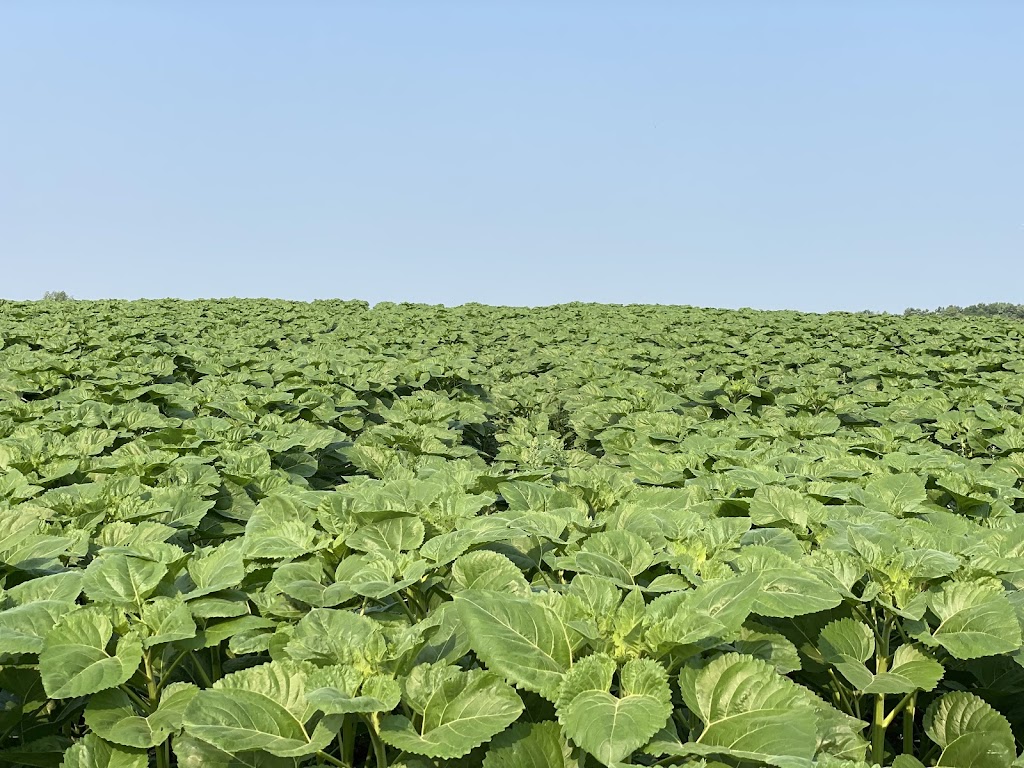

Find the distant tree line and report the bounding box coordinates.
[904,302,1024,319]
[42,290,74,301]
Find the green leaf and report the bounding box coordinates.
[379,665,523,758]
[0,735,71,768]
[139,597,197,648]
[305,667,400,714]
[574,531,655,583]
[451,551,530,595]
[749,486,825,529]
[39,609,142,699]
[60,734,147,768]
[284,608,387,671]
[864,644,943,694]
[455,589,573,700]
[182,691,321,757]
[85,683,198,748]
[182,662,336,758]
[556,654,671,766]
[0,600,74,655]
[242,496,322,560]
[346,515,425,553]
[679,653,818,763]
[926,581,1021,659]
[820,617,942,693]
[270,559,354,608]
[483,721,578,768]
[645,573,761,648]
[3,571,83,606]
[185,543,246,598]
[82,554,168,609]
[753,568,842,618]
[863,473,928,516]
[732,623,802,674]
[171,733,302,768]
[818,619,875,691]
[924,692,1015,768]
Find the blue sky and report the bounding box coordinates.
[2,1,1021,312]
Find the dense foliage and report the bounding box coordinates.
[3,299,1024,768]
[904,303,1024,320]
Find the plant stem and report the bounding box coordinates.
[190,656,214,688]
[882,690,917,728]
[143,651,160,713]
[363,714,388,768]
[211,645,223,681]
[143,651,170,768]
[342,715,356,766]
[826,668,854,715]
[395,593,418,624]
[157,650,190,694]
[870,617,892,765]
[902,693,916,755]
[118,685,151,713]
[316,751,349,768]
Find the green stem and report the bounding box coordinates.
[363,714,388,768]
[870,617,892,765]
[190,656,214,688]
[316,751,349,768]
[118,685,151,713]
[826,668,854,715]
[902,693,916,755]
[145,652,170,768]
[882,690,917,728]
[394,593,418,624]
[405,587,428,618]
[531,535,553,589]
[156,650,190,694]
[341,715,356,766]
[211,645,223,681]
[143,652,160,711]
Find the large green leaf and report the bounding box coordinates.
[921,581,1021,659]
[924,692,1015,768]
[679,653,818,763]
[556,654,671,766]
[0,600,74,655]
[379,665,523,758]
[172,733,303,768]
[60,734,147,768]
[305,666,400,715]
[39,609,142,699]
[85,683,198,748]
[752,568,842,618]
[184,543,246,598]
[818,619,943,693]
[182,662,336,758]
[644,573,760,648]
[139,597,197,648]
[482,721,578,768]
[749,486,826,529]
[284,608,387,671]
[82,554,168,609]
[455,589,573,700]
[242,496,323,560]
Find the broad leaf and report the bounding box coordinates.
[39,609,142,699]
[556,654,672,766]
[379,665,523,758]
[455,589,573,700]
[924,692,1015,768]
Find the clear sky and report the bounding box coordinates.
[2,1,1021,312]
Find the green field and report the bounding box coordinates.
[3,299,1024,768]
